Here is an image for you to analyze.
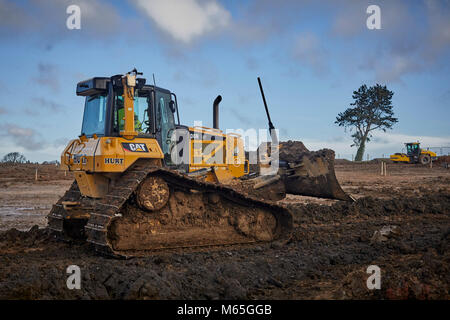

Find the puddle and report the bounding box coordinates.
[0,206,50,231]
[0,205,50,217]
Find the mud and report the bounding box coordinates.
[279,140,309,162]
[0,162,449,299]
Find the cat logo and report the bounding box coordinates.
[122,143,149,153]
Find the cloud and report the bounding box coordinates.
[0,0,35,32]
[132,0,231,44]
[228,107,254,127]
[330,0,450,82]
[2,124,46,151]
[68,0,122,35]
[292,32,329,75]
[0,132,70,162]
[363,54,423,84]
[0,107,7,115]
[0,0,124,43]
[331,1,367,37]
[171,59,220,87]
[229,22,269,45]
[32,63,60,92]
[423,0,450,59]
[31,97,65,113]
[228,0,313,45]
[53,137,70,148]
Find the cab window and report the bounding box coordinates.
[115,94,150,134]
[81,94,107,136]
[156,91,175,156]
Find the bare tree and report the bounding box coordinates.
[2,152,27,163]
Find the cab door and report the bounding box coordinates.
[155,89,176,163]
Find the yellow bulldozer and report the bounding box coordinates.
[47,69,350,257]
[390,142,437,165]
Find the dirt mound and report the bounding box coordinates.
[279,140,309,162]
[436,155,450,163]
[335,159,352,165]
[436,156,450,169]
[286,193,450,224]
[0,225,54,251]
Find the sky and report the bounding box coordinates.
[0,0,449,162]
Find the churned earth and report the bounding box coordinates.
[0,161,449,299]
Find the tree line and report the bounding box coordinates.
[1,152,59,165]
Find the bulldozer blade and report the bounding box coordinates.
[281,149,353,201]
[275,141,353,201]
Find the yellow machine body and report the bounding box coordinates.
[390,142,437,163]
[188,126,247,183]
[390,153,410,163]
[61,136,164,197]
[421,149,437,158]
[61,130,248,198]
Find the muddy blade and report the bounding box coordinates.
[279,142,353,201]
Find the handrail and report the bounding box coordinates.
[192,126,223,133]
[63,139,86,166]
[226,132,242,138]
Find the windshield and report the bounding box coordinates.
[81,94,107,136]
[406,144,418,154]
[115,94,150,134]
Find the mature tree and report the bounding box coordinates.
[335,84,398,161]
[2,152,27,163]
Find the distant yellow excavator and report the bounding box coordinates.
[390,142,437,165]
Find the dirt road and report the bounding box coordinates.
[0,162,449,299]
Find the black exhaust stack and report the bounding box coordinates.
[213,95,222,129]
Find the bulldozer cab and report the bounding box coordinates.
[77,74,178,162]
[405,142,420,157]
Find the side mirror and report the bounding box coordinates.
[169,100,176,113]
